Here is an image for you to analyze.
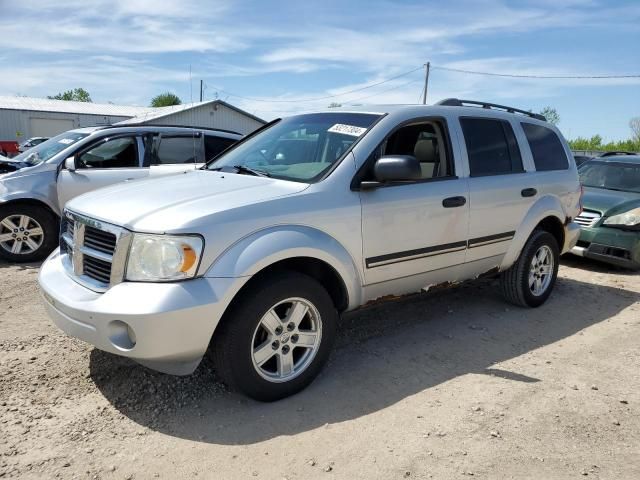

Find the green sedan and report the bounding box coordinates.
[571,155,640,270]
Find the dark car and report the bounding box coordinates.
[571,155,640,269]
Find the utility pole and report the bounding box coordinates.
[199,80,203,102]
[422,62,430,104]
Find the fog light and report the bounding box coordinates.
[108,320,136,350]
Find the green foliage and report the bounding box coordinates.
[327,102,342,108]
[47,88,92,102]
[539,106,560,125]
[567,135,640,152]
[150,92,182,107]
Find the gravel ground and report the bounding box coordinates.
[0,256,638,479]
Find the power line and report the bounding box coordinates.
[212,66,424,103]
[431,65,640,79]
[340,77,423,104]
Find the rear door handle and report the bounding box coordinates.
[521,188,537,197]
[442,196,467,208]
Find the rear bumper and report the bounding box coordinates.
[38,249,248,374]
[570,226,640,270]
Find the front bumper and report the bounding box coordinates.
[38,249,248,375]
[570,225,640,270]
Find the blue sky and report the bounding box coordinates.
[0,0,638,140]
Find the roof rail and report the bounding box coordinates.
[93,124,242,135]
[599,151,637,157]
[436,98,547,121]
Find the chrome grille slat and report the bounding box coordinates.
[575,210,601,228]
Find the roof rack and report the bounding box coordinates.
[93,124,242,135]
[436,98,546,121]
[599,151,637,157]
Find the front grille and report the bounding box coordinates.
[60,211,129,292]
[83,255,112,284]
[574,210,601,227]
[84,226,117,255]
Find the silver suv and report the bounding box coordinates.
[39,99,582,401]
[0,125,241,261]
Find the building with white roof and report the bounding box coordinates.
[0,96,264,144]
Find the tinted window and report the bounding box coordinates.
[205,135,236,161]
[155,136,200,164]
[522,123,568,171]
[78,137,137,168]
[460,118,523,176]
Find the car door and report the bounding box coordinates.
[56,135,147,208]
[456,116,538,263]
[359,118,470,285]
[146,132,205,177]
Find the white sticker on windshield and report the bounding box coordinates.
[327,123,367,137]
[58,138,74,145]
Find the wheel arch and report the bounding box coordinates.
[501,195,567,270]
[0,195,60,218]
[205,225,363,311]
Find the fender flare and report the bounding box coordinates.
[501,195,566,270]
[204,225,364,310]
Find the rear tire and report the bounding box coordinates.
[212,272,338,402]
[500,230,559,308]
[0,204,58,263]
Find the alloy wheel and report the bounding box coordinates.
[528,245,554,296]
[0,215,44,255]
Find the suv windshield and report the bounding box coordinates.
[12,131,89,166]
[207,112,381,182]
[579,160,640,193]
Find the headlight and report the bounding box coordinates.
[126,234,204,282]
[603,207,640,228]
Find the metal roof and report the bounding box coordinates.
[116,99,266,125]
[0,96,153,117]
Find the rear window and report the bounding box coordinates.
[460,118,523,176]
[521,123,568,171]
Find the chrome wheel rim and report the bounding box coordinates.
[529,245,553,296]
[251,297,322,383]
[0,215,44,255]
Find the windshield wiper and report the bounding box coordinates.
[232,165,271,177]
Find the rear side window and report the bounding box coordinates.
[460,118,523,176]
[205,135,236,161]
[154,136,200,164]
[521,123,569,171]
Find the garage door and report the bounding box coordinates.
[29,118,75,137]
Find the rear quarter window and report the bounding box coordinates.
[460,117,523,176]
[521,123,569,171]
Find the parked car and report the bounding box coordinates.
[18,136,49,152]
[39,99,581,401]
[0,125,241,262]
[571,155,640,269]
[573,154,592,166]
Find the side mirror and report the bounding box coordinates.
[374,155,421,182]
[64,156,76,172]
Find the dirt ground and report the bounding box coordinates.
[0,255,638,480]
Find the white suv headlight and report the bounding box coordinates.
[603,207,640,228]
[126,234,204,282]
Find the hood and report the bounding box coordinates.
[0,157,32,174]
[66,170,309,231]
[582,186,640,215]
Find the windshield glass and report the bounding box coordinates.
[579,161,640,193]
[12,131,89,165]
[207,112,382,182]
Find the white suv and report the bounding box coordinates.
[39,99,582,401]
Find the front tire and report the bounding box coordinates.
[0,205,58,263]
[212,272,338,401]
[500,230,560,308]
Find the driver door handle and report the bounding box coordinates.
[442,196,467,208]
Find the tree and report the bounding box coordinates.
[328,102,342,108]
[539,106,560,125]
[150,92,182,107]
[48,88,92,102]
[630,117,640,143]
